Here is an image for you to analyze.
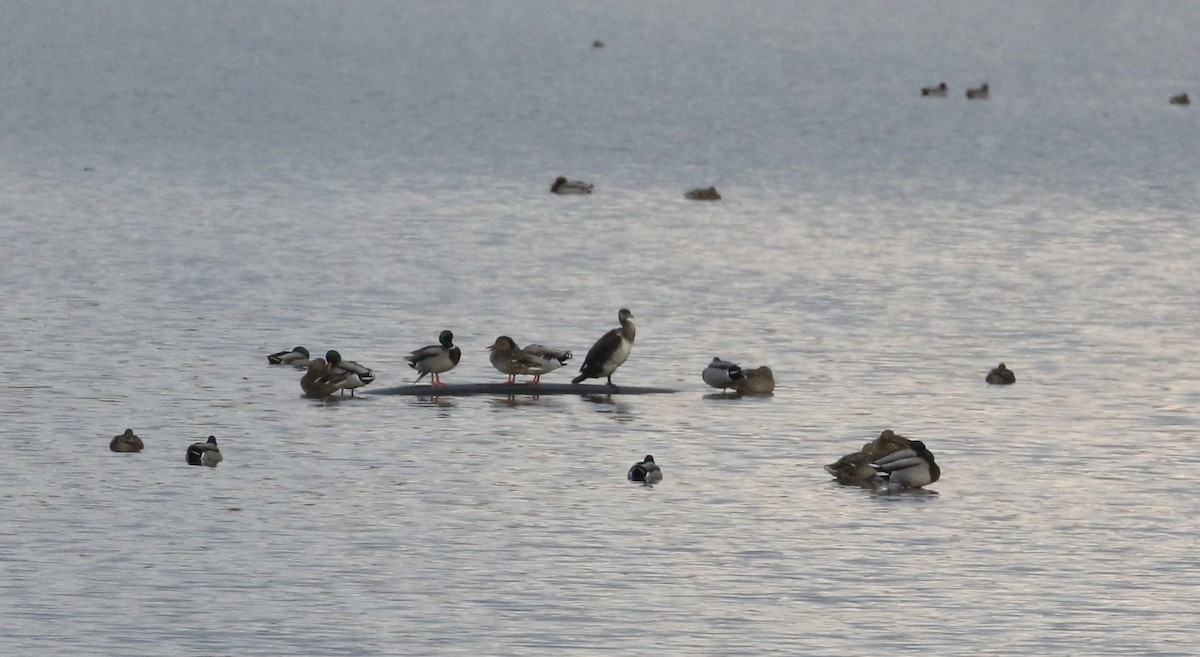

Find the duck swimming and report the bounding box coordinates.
[110,428,144,453]
[921,82,948,97]
[966,82,989,99]
[702,357,743,392]
[185,436,223,467]
[550,176,594,194]
[825,429,913,485]
[572,308,635,387]
[628,455,662,483]
[685,186,721,200]
[406,330,462,386]
[267,346,310,367]
[985,362,1016,385]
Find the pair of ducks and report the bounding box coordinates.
[299,350,377,398]
[489,308,638,387]
[109,429,223,467]
[825,430,940,491]
[553,177,722,203]
[701,357,775,395]
[920,82,988,99]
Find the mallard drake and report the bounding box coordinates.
[185,436,222,467]
[702,357,743,391]
[267,346,310,366]
[522,344,573,384]
[628,455,662,483]
[110,428,144,453]
[985,362,1016,385]
[966,82,989,99]
[921,82,948,97]
[733,365,774,395]
[1170,93,1190,105]
[825,429,913,484]
[487,336,545,383]
[572,308,635,387]
[551,176,593,194]
[324,350,375,396]
[872,439,940,489]
[301,358,343,399]
[685,186,721,201]
[406,330,462,386]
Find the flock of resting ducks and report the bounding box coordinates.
[922,81,1192,106]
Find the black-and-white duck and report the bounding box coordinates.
[186,436,223,467]
[267,346,310,367]
[324,350,375,396]
[406,330,462,386]
[825,429,913,485]
[572,308,635,387]
[550,176,593,194]
[627,455,662,483]
[872,440,940,490]
[985,362,1016,385]
[110,428,144,453]
[702,357,743,391]
[522,344,573,384]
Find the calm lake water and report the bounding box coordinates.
[2,2,1199,655]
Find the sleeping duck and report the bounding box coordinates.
[267,346,310,367]
[702,357,743,391]
[685,186,721,200]
[985,362,1016,385]
[301,358,343,399]
[825,429,913,485]
[110,428,144,453]
[872,440,940,490]
[966,82,989,99]
[733,365,775,395]
[1170,93,1190,105]
[487,336,545,383]
[324,350,376,396]
[572,308,635,387]
[628,455,662,483]
[406,330,462,386]
[522,344,573,383]
[185,436,223,467]
[921,82,948,97]
[551,176,594,194]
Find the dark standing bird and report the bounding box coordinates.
[406,330,462,386]
[627,455,662,483]
[110,428,144,452]
[186,436,223,467]
[985,362,1016,385]
[572,308,636,387]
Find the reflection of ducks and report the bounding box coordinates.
[550,176,593,194]
[966,82,989,99]
[872,440,940,490]
[572,309,635,387]
[733,366,774,395]
[186,436,222,467]
[627,455,662,483]
[825,430,913,484]
[985,362,1016,385]
[487,336,544,383]
[702,357,743,392]
[921,82,948,97]
[301,358,343,398]
[110,428,144,452]
[1170,93,1190,105]
[522,344,573,383]
[406,330,462,386]
[267,346,310,366]
[685,186,721,200]
[325,350,375,396]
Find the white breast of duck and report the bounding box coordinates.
[702,357,743,389]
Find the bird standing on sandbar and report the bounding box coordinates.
[572,308,635,387]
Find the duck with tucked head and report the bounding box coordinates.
[551,176,594,194]
[702,357,743,392]
[985,362,1016,385]
[825,429,913,485]
[406,330,462,387]
[1170,93,1190,105]
[301,358,343,399]
[966,82,989,99]
[521,344,573,384]
[572,308,635,388]
[110,428,144,453]
[487,336,545,384]
[733,365,775,396]
[685,186,721,201]
[628,455,662,483]
[872,440,940,490]
[185,436,223,467]
[267,346,310,367]
[324,350,375,396]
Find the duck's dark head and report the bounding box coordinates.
[207,436,218,445]
[618,308,633,322]
[642,455,655,464]
[908,440,926,453]
[293,346,309,357]
[439,330,455,347]
[326,350,342,366]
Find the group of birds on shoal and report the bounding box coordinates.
[921,80,1192,106]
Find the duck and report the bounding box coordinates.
[487,336,545,383]
[324,350,376,396]
[109,428,144,452]
[702,357,743,392]
[985,362,1016,385]
[550,176,594,194]
[267,346,310,367]
[1170,93,1190,105]
[872,439,940,489]
[966,82,989,99]
[733,365,775,395]
[185,436,223,467]
[592,39,605,48]
[522,344,573,383]
[300,358,344,399]
[825,429,913,485]
[628,455,662,483]
[921,82,948,97]
[685,186,721,200]
[572,308,636,387]
[406,330,462,386]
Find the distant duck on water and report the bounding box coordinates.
[267,346,310,367]
[110,428,144,452]
[186,436,222,467]
[1170,93,1190,105]
[324,350,376,396]
[551,176,593,194]
[572,308,635,387]
[702,357,743,392]
[966,82,989,99]
[921,82,948,97]
[685,186,721,200]
[985,362,1016,385]
[628,455,662,483]
[406,330,462,386]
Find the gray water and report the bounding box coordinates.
[2,2,1199,655]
